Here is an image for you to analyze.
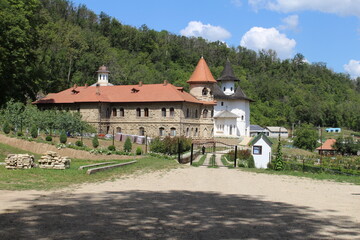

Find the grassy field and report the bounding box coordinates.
[239,168,360,185]
[0,143,178,191]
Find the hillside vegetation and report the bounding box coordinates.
[1,0,360,130]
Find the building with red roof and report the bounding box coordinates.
[316,139,337,155]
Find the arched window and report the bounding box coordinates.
[170,127,176,136]
[195,128,198,137]
[195,109,198,118]
[202,88,208,96]
[139,127,145,136]
[170,107,175,117]
[186,128,189,137]
[241,115,244,121]
[119,108,124,117]
[186,108,190,118]
[159,127,165,136]
[223,87,226,91]
[136,108,141,117]
[112,108,117,117]
[211,110,214,117]
[106,108,110,118]
[231,87,233,91]
[203,109,208,118]
[221,102,224,106]
[144,108,149,117]
[162,108,166,117]
[116,127,121,133]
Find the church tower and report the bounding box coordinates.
[96,65,110,86]
[217,59,239,95]
[187,57,217,102]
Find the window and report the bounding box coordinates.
[195,128,198,137]
[203,109,208,118]
[223,87,226,91]
[159,127,165,136]
[116,127,121,133]
[112,108,117,117]
[162,108,166,117]
[170,127,176,136]
[221,102,224,106]
[253,146,262,155]
[186,128,189,137]
[231,87,233,91]
[144,108,149,117]
[202,88,208,96]
[195,109,198,118]
[136,108,141,117]
[186,108,190,118]
[106,108,110,118]
[120,108,124,117]
[139,127,145,136]
[211,110,214,117]
[170,107,174,117]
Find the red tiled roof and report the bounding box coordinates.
[316,139,336,151]
[33,83,216,105]
[187,57,217,84]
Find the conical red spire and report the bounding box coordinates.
[187,57,217,83]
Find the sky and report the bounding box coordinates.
[72,0,360,78]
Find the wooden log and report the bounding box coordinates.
[86,161,137,175]
[78,162,114,170]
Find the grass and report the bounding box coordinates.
[221,155,234,168]
[192,154,207,167]
[0,143,178,191]
[239,167,360,185]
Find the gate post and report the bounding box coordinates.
[190,143,194,165]
[234,145,237,168]
[177,138,181,163]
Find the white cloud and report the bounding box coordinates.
[240,27,296,59]
[180,21,231,42]
[231,0,243,7]
[278,15,299,31]
[248,0,360,17]
[344,59,360,79]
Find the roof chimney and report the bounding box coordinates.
[96,83,100,95]
[84,83,88,88]
[73,84,77,89]
[139,81,143,87]
[163,80,168,86]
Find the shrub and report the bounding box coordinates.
[75,140,83,147]
[124,137,132,152]
[149,136,192,155]
[247,155,255,168]
[136,147,142,155]
[2,122,10,134]
[60,131,67,144]
[92,136,99,148]
[17,131,24,137]
[45,135,52,142]
[30,126,38,138]
[108,145,116,151]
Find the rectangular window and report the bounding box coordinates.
[253,146,262,155]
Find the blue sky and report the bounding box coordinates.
[72,0,360,78]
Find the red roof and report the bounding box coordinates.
[34,83,216,105]
[187,57,217,84]
[316,139,336,151]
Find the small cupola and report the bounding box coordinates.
[96,65,110,86]
[217,59,239,95]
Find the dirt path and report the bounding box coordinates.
[1,167,359,239]
[0,134,136,160]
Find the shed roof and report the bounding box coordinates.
[34,83,216,105]
[250,125,266,131]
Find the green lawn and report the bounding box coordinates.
[0,143,178,191]
[239,168,360,185]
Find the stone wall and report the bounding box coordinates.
[5,154,35,169]
[38,151,71,170]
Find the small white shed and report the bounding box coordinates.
[249,134,273,168]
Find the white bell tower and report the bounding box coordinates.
[96,65,110,86]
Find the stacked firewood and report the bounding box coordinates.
[38,151,71,170]
[5,154,35,169]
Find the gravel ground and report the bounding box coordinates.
[0,167,360,239]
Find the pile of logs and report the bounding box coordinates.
[38,151,71,170]
[5,154,35,169]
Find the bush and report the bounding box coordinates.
[136,147,142,155]
[30,126,38,138]
[75,140,83,147]
[2,122,10,134]
[45,135,52,142]
[17,131,23,137]
[92,136,99,148]
[108,145,116,151]
[149,136,192,155]
[60,131,67,144]
[123,137,132,152]
[247,155,255,168]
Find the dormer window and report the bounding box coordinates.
[131,88,139,93]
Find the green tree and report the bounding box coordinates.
[59,131,67,144]
[293,124,318,151]
[274,137,284,170]
[30,125,38,138]
[92,135,99,148]
[123,137,132,152]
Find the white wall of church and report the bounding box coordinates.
[214,99,250,137]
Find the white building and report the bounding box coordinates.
[249,134,273,168]
[213,60,253,137]
[265,126,289,138]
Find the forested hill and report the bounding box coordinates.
[1,0,360,130]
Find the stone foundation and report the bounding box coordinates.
[38,151,71,170]
[5,154,35,169]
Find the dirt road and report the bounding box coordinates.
[1,167,359,239]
